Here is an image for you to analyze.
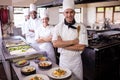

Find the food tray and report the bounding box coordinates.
[7,45,37,55]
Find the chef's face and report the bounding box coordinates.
[42,17,49,27]
[30,11,37,19]
[63,9,75,23]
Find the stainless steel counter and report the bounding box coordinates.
[11,60,58,80]
[2,36,47,61]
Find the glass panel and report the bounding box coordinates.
[37,8,46,18]
[115,6,120,11]
[75,13,81,23]
[97,8,104,12]
[14,14,24,27]
[105,7,113,23]
[14,8,24,14]
[75,9,81,13]
[114,12,120,24]
[96,13,104,23]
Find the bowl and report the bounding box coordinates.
[38,61,52,69]
[21,66,36,76]
[35,56,48,63]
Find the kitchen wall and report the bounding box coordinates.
[86,0,120,27]
[48,7,59,25]
[0,0,12,5]
[48,0,120,26]
[12,0,37,7]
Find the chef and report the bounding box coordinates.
[25,3,41,44]
[52,0,88,80]
[35,9,56,63]
[21,8,30,37]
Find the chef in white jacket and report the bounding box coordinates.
[25,3,41,43]
[35,9,56,63]
[52,0,88,80]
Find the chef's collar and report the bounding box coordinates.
[64,19,77,29]
[30,17,37,20]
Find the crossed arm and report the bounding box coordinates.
[52,36,86,51]
[36,35,52,43]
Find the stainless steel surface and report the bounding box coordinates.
[2,36,46,61]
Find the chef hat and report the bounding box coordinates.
[63,0,75,11]
[29,3,37,12]
[40,9,49,19]
[23,8,29,16]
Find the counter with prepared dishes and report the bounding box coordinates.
[2,36,46,61]
[11,57,73,80]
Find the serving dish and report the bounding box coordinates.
[38,61,52,69]
[7,45,36,55]
[21,66,36,76]
[23,74,49,80]
[34,56,48,63]
[48,67,72,79]
[15,59,30,67]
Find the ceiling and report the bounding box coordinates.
[12,0,55,7]
[12,0,117,7]
[12,0,36,7]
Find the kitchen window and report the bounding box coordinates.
[37,8,46,18]
[96,7,104,23]
[14,7,28,28]
[114,6,120,24]
[14,7,46,28]
[96,6,120,24]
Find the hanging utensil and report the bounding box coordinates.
[77,25,80,38]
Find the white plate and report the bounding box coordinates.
[23,74,50,80]
[48,67,72,79]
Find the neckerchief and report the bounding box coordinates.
[64,19,77,29]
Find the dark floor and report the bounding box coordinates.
[0,63,8,80]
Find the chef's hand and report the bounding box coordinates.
[45,35,52,41]
[58,36,62,41]
[39,35,52,42]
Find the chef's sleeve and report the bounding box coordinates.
[52,25,60,41]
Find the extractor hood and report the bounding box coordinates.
[35,0,63,7]
[35,0,117,7]
[35,0,57,7]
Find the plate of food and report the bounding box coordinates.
[35,56,48,63]
[21,66,36,76]
[38,61,52,69]
[48,67,72,79]
[37,56,48,61]
[15,59,30,67]
[23,74,50,80]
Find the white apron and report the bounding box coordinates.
[25,31,36,43]
[60,52,83,80]
[38,42,56,63]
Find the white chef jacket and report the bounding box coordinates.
[35,25,56,63]
[52,21,88,80]
[21,20,28,36]
[25,18,41,43]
